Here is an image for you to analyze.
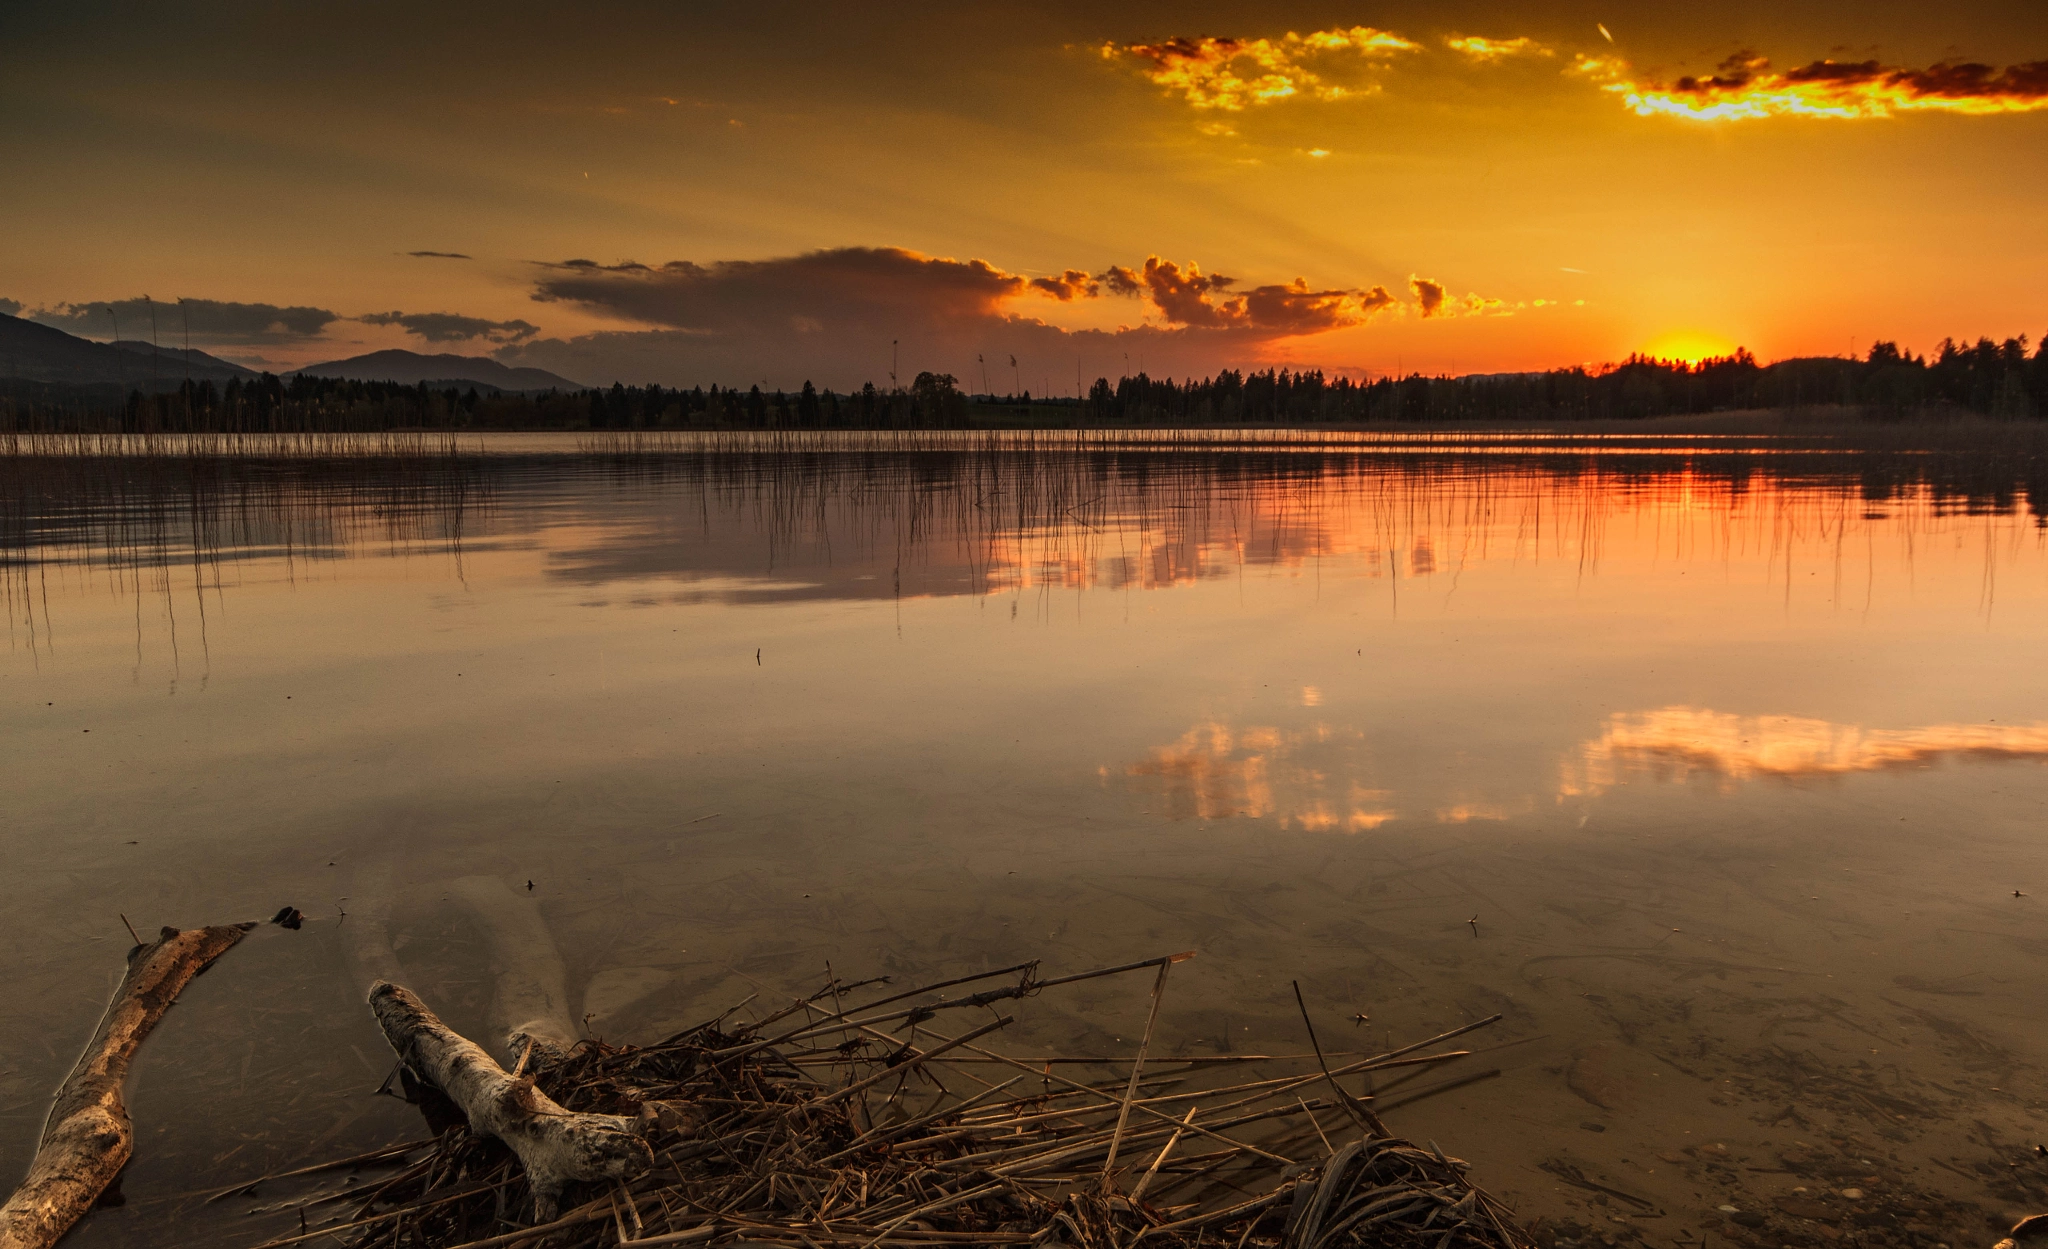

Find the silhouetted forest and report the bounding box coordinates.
[1081,336,2047,424]
[3,335,2044,433]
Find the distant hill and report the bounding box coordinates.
[0,314,253,389]
[109,339,259,378]
[292,350,585,392]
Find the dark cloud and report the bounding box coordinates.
[502,246,1424,389]
[1672,52,1769,94]
[359,310,540,344]
[1883,59,2048,101]
[1103,257,1237,327]
[407,250,472,259]
[1244,279,1398,334]
[531,248,1036,332]
[1104,256,1396,333]
[27,297,338,344]
[1410,276,1447,318]
[1029,270,1100,300]
[0,298,21,317]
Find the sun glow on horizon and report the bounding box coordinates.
[1638,330,1740,365]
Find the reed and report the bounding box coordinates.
[228,956,1529,1249]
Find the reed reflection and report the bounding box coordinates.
[8,434,2048,651]
[546,441,2048,616]
[1,435,487,662]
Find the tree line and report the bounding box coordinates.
[1083,335,2047,424]
[2,335,2043,433]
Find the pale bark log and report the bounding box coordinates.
[367,981,651,1221]
[0,924,250,1249]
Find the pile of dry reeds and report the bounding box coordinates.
[239,955,1529,1249]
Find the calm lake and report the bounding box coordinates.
[5,430,2048,1244]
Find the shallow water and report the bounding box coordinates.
[5,434,2048,1245]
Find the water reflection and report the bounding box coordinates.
[8,432,2048,1243]
[1,443,487,663]
[1121,703,2048,832]
[1562,705,2048,795]
[1118,720,1402,828]
[8,438,2048,633]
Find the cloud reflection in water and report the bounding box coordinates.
[1117,719,1398,829]
[1561,706,2048,797]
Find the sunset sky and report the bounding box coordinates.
[2,1,2044,389]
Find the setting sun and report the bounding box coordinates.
[1639,330,1741,365]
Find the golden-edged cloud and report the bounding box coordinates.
[1576,51,2048,121]
[1105,24,2047,127]
[1445,35,1551,62]
[1405,276,1509,319]
[1029,269,1101,301]
[1103,27,1420,110]
[1561,706,2048,798]
[1409,276,1447,318]
[1102,256,1397,333]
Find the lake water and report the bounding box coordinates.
[5,430,2048,1245]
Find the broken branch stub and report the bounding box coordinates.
[367,981,651,1221]
[0,923,251,1249]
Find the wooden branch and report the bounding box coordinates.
[367,981,652,1221]
[0,923,251,1249]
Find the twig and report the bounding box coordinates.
[1291,980,1387,1137]
[1129,1107,1197,1202]
[204,1138,432,1203]
[818,1016,1014,1106]
[1101,957,1177,1182]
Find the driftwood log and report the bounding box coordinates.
[0,923,251,1249]
[367,981,652,1220]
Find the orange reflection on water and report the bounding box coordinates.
[1434,801,1525,823]
[1119,720,1396,829]
[1562,706,2048,797]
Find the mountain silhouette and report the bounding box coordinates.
[0,313,253,388]
[291,349,584,391]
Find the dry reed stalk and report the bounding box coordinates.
[217,952,1530,1249]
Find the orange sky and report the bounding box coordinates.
[0,2,2043,387]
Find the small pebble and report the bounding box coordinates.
[1716,1204,1739,1213]
[1840,1187,1863,1199]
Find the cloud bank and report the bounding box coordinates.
[502,246,1490,390]
[27,297,340,345]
